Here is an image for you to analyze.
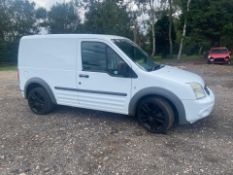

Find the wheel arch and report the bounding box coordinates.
[24,78,57,104]
[128,87,187,124]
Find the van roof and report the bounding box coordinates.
[21,34,127,40]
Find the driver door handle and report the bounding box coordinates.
[79,74,89,78]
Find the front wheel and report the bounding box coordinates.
[28,87,55,115]
[136,97,174,134]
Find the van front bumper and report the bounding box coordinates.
[182,88,215,124]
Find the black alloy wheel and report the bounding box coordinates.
[137,97,174,134]
[28,87,54,115]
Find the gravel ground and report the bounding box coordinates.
[0,64,233,175]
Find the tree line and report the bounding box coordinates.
[0,0,232,64]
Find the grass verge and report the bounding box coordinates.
[153,55,205,64]
[0,65,17,71]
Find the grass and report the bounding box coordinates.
[153,54,204,64]
[0,65,17,71]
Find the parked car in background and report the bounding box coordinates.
[208,47,231,64]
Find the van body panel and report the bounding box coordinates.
[18,37,78,106]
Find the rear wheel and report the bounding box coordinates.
[136,97,174,134]
[28,87,55,115]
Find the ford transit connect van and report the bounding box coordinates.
[18,34,215,133]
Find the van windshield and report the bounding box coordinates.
[112,39,162,72]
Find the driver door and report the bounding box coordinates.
[76,39,133,114]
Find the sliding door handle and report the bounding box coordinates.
[79,74,89,78]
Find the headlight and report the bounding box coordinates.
[208,55,211,59]
[189,82,206,99]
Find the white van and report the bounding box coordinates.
[18,34,215,133]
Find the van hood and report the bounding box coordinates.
[152,65,205,86]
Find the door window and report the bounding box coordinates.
[81,41,133,77]
[81,42,107,72]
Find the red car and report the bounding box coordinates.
[208,47,232,64]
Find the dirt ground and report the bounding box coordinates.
[0,63,233,175]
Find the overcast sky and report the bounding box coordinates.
[30,0,71,9]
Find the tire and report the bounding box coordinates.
[28,87,55,115]
[136,97,174,134]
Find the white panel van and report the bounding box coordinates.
[18,34,215,133]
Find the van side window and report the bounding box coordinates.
[82,42,107,72]
[81,41,131,77]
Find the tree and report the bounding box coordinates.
[168,0,173,58]
[8,0,39,36]
[146,0,159,56]
[134,0,160,56]
[159,0,179,58]
[182,0,233,54]
[154,15,176,57]
[83,0,132,38]
[125,0,144,44]
[48,1,81,33]
[150,1,157,56]
[0,0,39,63]
[177,0,192,60]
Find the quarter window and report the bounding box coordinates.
[106,46,126,75]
